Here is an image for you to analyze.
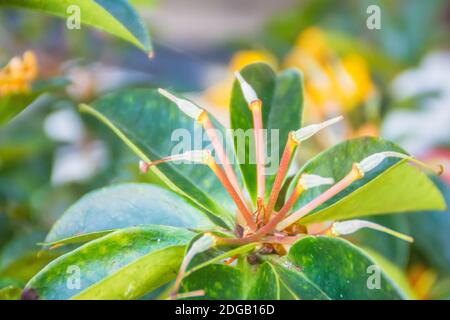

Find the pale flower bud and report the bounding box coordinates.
[299,174,334,190]
[358,151,409,174]
[176,150,212,164]
[139,150,211,172]
[234,71,259,105]
[158,88,204,121]
[139,160,150,173]
[291,116,343,144]
[332,219,413,242]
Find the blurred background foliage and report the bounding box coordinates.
[0,0,449,299]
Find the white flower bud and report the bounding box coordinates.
[292,116,343,143]
[299,174,334,190]
[158,88,204,121]
[139,160,150,173]
[139,150,211,172]
[188,234,216,254]
[234,71,259,105]
[332,219,413,242]
[172,150,212,164]
[358,151,409,174]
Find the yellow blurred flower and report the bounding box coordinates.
[204,28,376,120]
[408,264,438,300]
[285,27,376,116]
[203,50,277,108]
[0,51,38,97]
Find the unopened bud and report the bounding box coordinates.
[158,88,204,121]
[358,151,409,174]
[139,160,150,173]
[291,116,343,144]
[299,174,334,190]
[234,71,259,105]
[139,150,211,171]
[332,219,413,242]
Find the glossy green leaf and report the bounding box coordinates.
[362,247,416,299]
[186,243,256,278]
[288,137,445,224]
[246,262,280,299]
[407,179,450,275]
[0,78,68,127]
[283,236,406,299]
[0,0,152,53]
[346,214,411,268]
[181,236,404,299]
[230,63,303,202]
[25,225,195,300]
[180,262,280,300]
[41,230,116,248]
[45,183,213,244]
[274,262,330,300]
[81,89,236,229]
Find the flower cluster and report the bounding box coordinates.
[0,51,38,97]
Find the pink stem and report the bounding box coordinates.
[201,114,248,208]
[215,186,304,246]
[276,165,362,231]
[251,101,265,202]
[207,158,257,231]
[262,235,305,245]
[265,133,297,220]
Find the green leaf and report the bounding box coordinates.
[0,231,60,283]
[180,237,406,299]
[0,286,22,300]
[407,179,450,275]
[288,137,446,224]
[180,262,280,300]
[80,89,236,229]
[25,225,195,300]
[246,262,280,299]
[362,247,416,299]
[230,63,303,202]
[186,243,256,278]
[0,78,68,127]
[45,183,214,244]
[180,264,243,300]
[346,214,411,268]
[0,0,152,53]
[282,236,406,299]
[274,262,331,300]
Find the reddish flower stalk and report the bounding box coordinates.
[214,182,305,245]
[140,150,256,231]
[199,112,247,207]
[206,155,257,231]
[262,235,305,245]
[235,72,266,203]
[250,100,266,202]
[214,173,333,245]
[265,133,297,220]
[276,163,364,231]
[266,116,343,221]
[158,88,252,223]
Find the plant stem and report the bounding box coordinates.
[262,235,305,245]
[207,156,257,231]
[250,100,265,203]
[214,186,305,246]
[265,133,297,220]
[276,164,364,231]
[199,113,247,207]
